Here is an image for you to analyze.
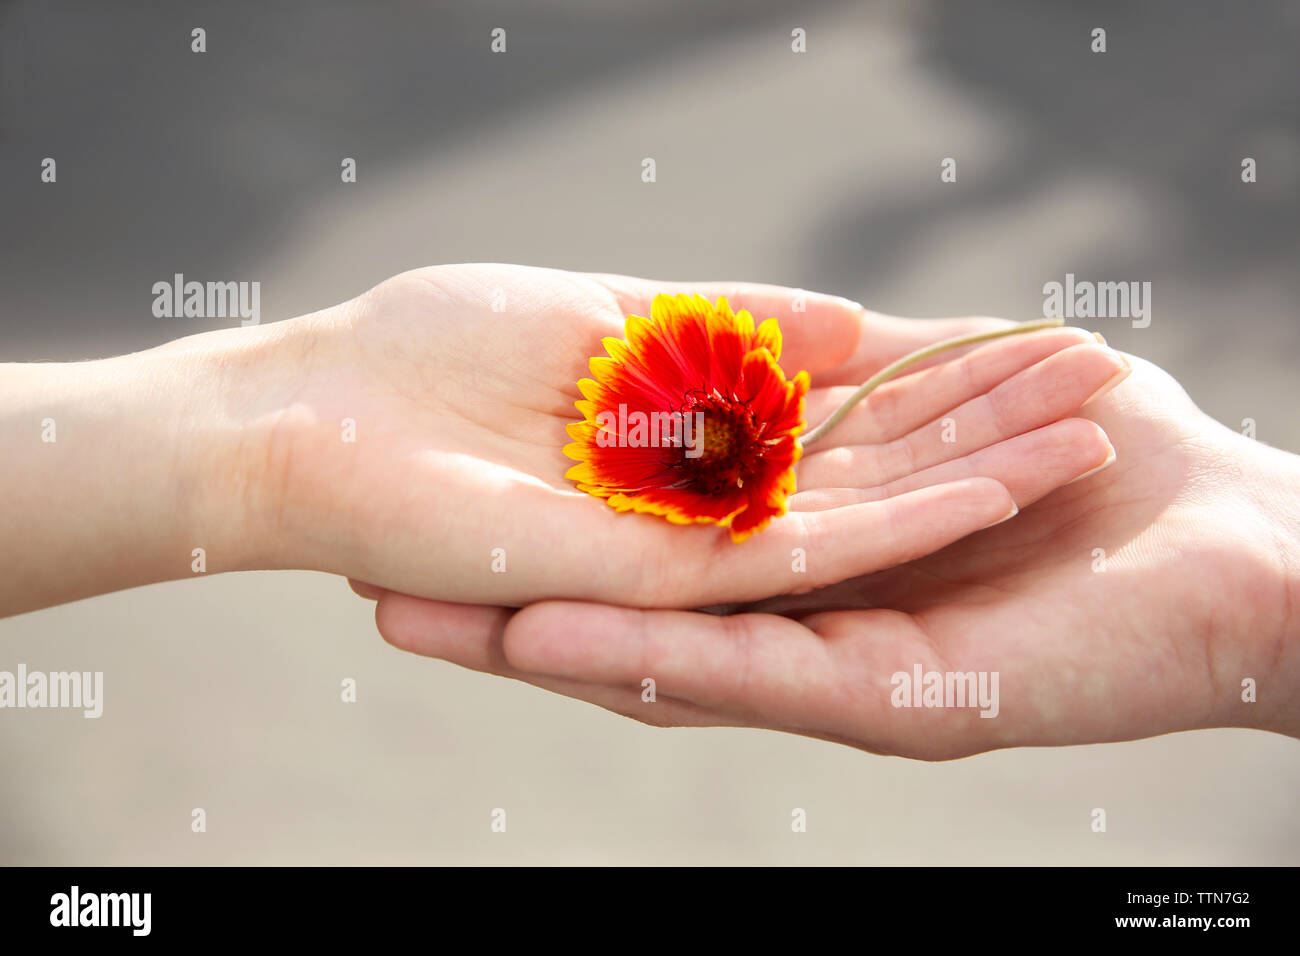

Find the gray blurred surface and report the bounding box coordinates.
[1,0,1297,864]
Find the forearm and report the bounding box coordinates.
[0,325,293,616]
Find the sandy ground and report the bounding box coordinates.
[1,0,1297,864]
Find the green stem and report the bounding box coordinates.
[797,318,1065,449]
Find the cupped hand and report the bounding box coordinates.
[371,343,1300,758]
[262,263,1124,607]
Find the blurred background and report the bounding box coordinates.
[1,0,1297,864]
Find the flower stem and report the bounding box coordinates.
[797,318,1065,449]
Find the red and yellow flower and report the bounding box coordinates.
[564,294,809,542]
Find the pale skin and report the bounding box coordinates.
[0,263,1124,618]
[9,264,1295,757]
[356,275,1300,758]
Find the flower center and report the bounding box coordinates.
[672,393,763,495]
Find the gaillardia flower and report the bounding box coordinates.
[564,294,809,542]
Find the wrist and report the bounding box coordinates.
[138,314,339,577]
[1248,439,1300,738]
[1203,425,1300,739]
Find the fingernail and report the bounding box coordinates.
[1093,331,1107,345]
[1065,444,1117,485]
[1081,353,1132,407]
[984,502,1020,529]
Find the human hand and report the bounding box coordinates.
[276,264,1125,607]
[372,344,1300,758]
[0,264,1125,617]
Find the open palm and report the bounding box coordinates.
[280,264,1123,608]
[372,343,1300,757]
